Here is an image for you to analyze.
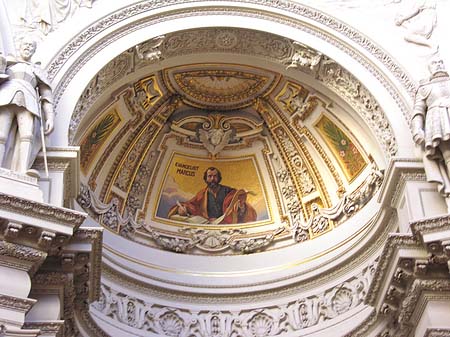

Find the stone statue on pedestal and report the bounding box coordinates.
[412,57,450,209]
[0,37,54,175]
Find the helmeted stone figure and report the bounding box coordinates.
[0,37,54,174]
[412,57,450,206]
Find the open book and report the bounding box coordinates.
[169,214,225,225]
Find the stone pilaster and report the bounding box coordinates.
[0,172,89,336]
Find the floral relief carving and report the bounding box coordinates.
[135,35,165,63]
[284,42,322,74]
[273,127,316,196]
[92,261,377,336]
[47,0,415,105]
[158,311,185,337]
[317,58,397,157]
[292,164,384,240]
[246,312,278,337]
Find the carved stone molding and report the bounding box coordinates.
[0,240,46,267]
[365,234,420,306]
[47,0,415,99]
[398,279,450,325]
[90,261,377,336]
[292,165,384,241]
[0,192,86,227]
[75,308,110,337]
[78,183,288,255]
[391,171,427,207]
[57,10,401,157]
[364,222,450,337]
[80,165,380,254]
[32,146,81,208]
[71,228,103,303]
[317,58,397,156]
[0,167,37,184]
[425,329,450,337]
[23,321,64,336]
[378,158,427,208]
[0,294,36,312]
[28,227,102,336]
[411,214,450,239]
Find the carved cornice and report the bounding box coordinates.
[29,228,103,335]
[365,234,420,306]
[0,241,47,274]
[411,214,450,240]
[362,226,450,337]
[0,294,36,312]
[0,192,86,227]
[23,321,64,335]
[31,271,80,336]
[48,0,415,98]
[55,7,401,157]
[0,241,46,263]
[425,329,450,337]
[377,158,425,207]
[93,262,376,336]
[398,279,450,325]
[77,210,397,336]
[390,172,427,207]
[0,168,37,184]
[100,207,394,301]
[32,271,68,286]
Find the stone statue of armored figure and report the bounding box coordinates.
[412,56,450,209]
[0,37,54,175]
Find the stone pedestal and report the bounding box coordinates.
[0,168,43,203]
[379,159,448,233]
[0,189,88,336]
[32,147,80,208]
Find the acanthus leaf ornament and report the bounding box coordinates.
[92,261,378,336]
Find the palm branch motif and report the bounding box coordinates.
[320,117,366,180]
[80,112,119,171]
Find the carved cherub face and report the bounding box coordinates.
[208,129,224,146]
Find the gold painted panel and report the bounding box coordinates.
[315,115,367,182]
[174,70,268,106]
[134,75,163,110]
[275,81,319,123]
[154,153,271,226]
[79,108,122,175]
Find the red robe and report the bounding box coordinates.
[168,185,257,224]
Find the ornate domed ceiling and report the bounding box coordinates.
[74,27,389,255]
